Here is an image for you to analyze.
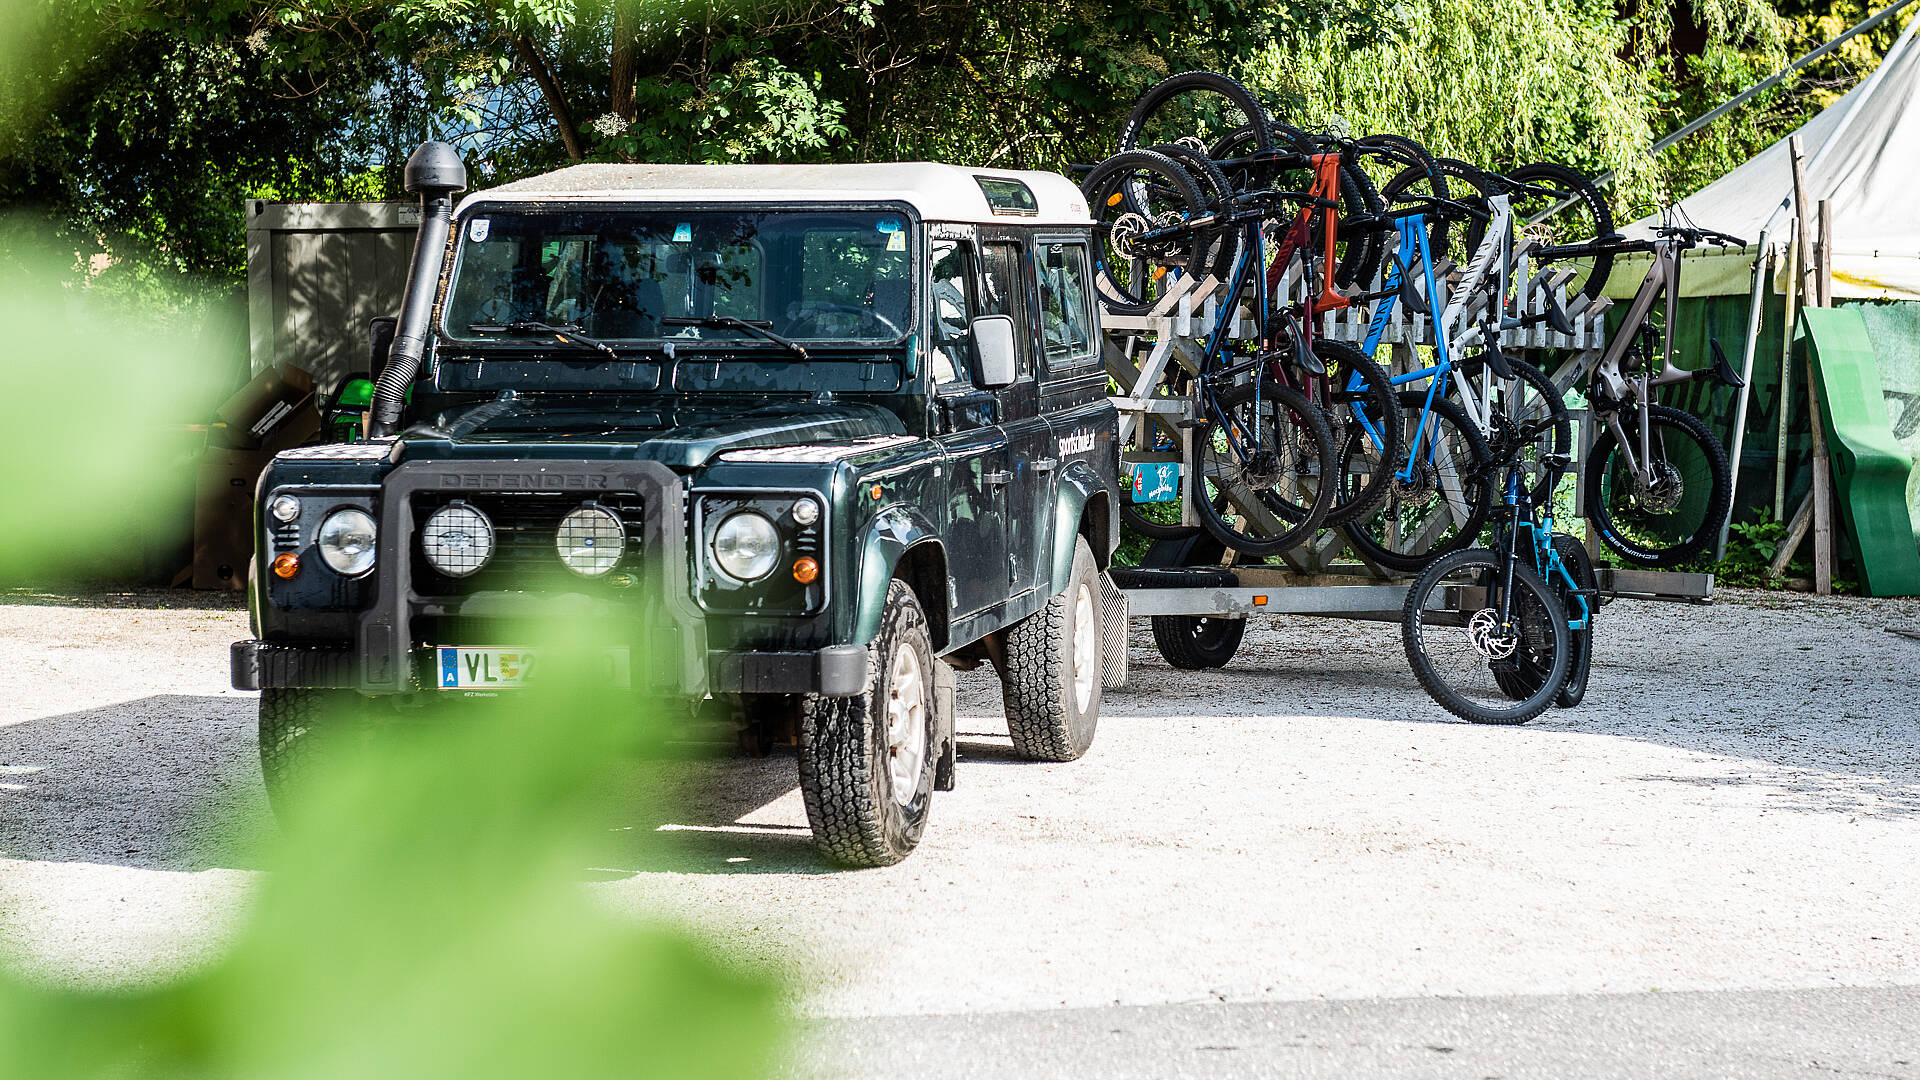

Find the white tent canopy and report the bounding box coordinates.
[1620,10,1920,300]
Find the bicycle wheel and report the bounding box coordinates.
[1310,339,1402,528]
[1191,378,1335,556]
[1360,134,1452,264]
[1402,548,1570,725]
[1144,142,1241,282]
[1342,391,1494,573]
[1583,402,1730,568]
[1502,162,1614,300]
[1081,149,1209,316]
[1120,71,1273,169]
[1490,356,1572,508]
[1431,157,1498,262]
[1489,531,1594,708]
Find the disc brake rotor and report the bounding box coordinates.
[1466,609,1518,660]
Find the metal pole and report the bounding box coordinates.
[1717,228,1772,558]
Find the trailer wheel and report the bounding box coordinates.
[998,536,1101,762]
[1151,614,1246,669]
[797,580,939,867]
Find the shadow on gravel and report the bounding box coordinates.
[0,693,268,872]
[593,750,834,877]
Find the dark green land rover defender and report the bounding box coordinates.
[231,143,1123,866]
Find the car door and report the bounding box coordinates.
[1034,236,1111,542]
[979,234,1053,597]
[927,231,1011,618]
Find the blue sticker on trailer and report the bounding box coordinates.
[1126,462,1180,503]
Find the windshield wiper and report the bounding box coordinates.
[662,315,809,361]
[469,320,620,361]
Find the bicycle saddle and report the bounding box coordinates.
[1709,339,1746,388]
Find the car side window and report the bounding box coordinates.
[978,240,1032,377]
[928,238,976,388]
[1037,242,1094,370]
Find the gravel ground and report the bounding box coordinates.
[1,586,1917,1066]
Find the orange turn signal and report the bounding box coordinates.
[792,556,820,585]
[870,483,883,500]
[271,552,300,579]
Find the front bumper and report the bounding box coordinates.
[232,639,869,697]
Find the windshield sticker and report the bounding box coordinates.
[886,230,906,252]
[672,222,692,242]
[467,218,490,243]
[875,218,902,233]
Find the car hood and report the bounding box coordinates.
[398,397,908,469]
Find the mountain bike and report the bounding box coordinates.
[1401,445,1594,725]
[1535,223,1746,567]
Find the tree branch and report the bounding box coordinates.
[511,33,585,161]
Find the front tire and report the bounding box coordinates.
[798,580,939,867]
[258,687,365,819]
[999,536,1102,762]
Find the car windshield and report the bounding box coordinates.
[442,208,913,344]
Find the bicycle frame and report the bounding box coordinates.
[1556,238,1697,489]
[1496,466,1592,635]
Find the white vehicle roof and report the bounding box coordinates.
[457,161,1093,226]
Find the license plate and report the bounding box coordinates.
[436,647,630,690]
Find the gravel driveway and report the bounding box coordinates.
[2,586,1917,1073]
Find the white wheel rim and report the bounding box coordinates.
[885,642,927,806]
[1072,582,1098,714]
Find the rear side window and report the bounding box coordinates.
[928,238,975,388]
[978,241,1031,377]
[1037,242,1094,369]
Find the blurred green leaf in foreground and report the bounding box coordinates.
[0,612,787,1078]
[0,213,787,1076]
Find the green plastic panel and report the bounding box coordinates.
[1797,307,1920,596]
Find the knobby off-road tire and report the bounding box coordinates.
[1490,532,1595,708]
[1314,339,1402,529]
[1583,402,1731,568]
[258,687,366,819]
[999,536,1102,762]
[1502,161,1615,301]
[798,580,940,867]
[1402,548,1570,726]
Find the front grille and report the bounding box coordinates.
[411,492,646,594]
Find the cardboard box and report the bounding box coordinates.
[193,447,272,590]
[213,364,315,450]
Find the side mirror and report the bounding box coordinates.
[972,314,1018,388]
[368,315,398,381]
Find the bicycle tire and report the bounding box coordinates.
[1376,144,1454,264]
[1494,356,1573,509]
[1402,548,1570,725]
[1550,532,1595,707]
[1491,531,1594,707]
[1503,162,1614,300]
[1191,378,1336,556]
[1341,391,1494,573]
[1431,157,1497,263]
[1311,339,1402,528]
[1081,149,1210,316]
[1120,71,1273,165]
[1583,402,1730,568]
[1145,142,1241,282]
[1333,159,1387,290]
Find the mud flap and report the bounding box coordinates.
[933,657,956,791]
[1098,570,1130,690]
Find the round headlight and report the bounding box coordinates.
[790,497,821,526]
[317,508,377,577]
[556,505,625,577]
[269,494,301,523]
[712,510,780,582]
[422,502,494,578]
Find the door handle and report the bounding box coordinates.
[1034,457,1059,473]
[985,469,1013,487]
